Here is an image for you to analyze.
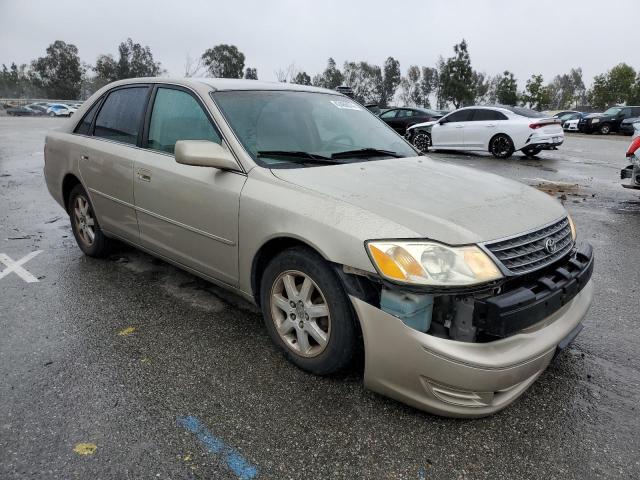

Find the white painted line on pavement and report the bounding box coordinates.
[0,250,43,283]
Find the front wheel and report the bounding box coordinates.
[599,123,611,135]
[490,134,514,159]
[260,247,357,375]
[412,132,431,153]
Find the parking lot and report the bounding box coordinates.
[1,117,639,479]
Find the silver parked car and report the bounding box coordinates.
[44,78,594,417]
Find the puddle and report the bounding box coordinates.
[524,178,592,202]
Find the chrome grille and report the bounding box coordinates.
[484,217,574,275]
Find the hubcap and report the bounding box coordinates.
[270,270,330,358]
[73,195,96,245]
[493,137,510,156]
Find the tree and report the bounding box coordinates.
[94,38,162,84]
[588,64,637,109]
[292,71,311,85]
[201,44,245,78]
[0,62,42,97]
[31,40,83,99]
[420,66,439,108]
[495,70,518,106]
[342,61,382,104]
[311,58,343,90]
[472,71,490,105]
[439,40,475,108]
[399,65,422,106]
[380,57,401,107]
[548,68,585,109]
[244,67,258,80]
[521,74,550,111]
[184,54,205,77]
[588,73,612,109]
[274,63,296,83]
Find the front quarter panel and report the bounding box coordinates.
[237,167,420,296]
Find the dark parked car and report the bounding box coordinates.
[578,106,640,134]
[620,117,640,135]
[26,104,48,115]
[6,106,40,117]
[379,107,443,135]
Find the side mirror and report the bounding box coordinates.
[175,140,240,171]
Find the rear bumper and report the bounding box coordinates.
[525,132,564,149]
[351,245,594,418]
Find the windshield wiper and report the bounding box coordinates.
[331,148,403,159]
[257,150,345,165]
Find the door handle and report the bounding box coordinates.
[80,154,89,160]
[455,125,464,128]
[137,169,151,182]
[486,124,496,127]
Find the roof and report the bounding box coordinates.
[190,77,337,94]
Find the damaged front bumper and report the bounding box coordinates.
[621,163,640,190]
[349,243,594,418]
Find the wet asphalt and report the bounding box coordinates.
[0,117,639,479]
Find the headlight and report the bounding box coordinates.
[366,240,503,287]
[567,214,577,241]
[591,118,600,124]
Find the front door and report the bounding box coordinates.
[431,109,472,148]
[133,86,246,286]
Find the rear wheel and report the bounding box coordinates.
[490,134,514,159]
[599,123,611,135]
[260,247,357,375]
[68,184,111,257]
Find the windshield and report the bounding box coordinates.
[603,107,622,116]
[211,90,416,167]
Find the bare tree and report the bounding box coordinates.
[184,54,205,77]
[275,63,296,83]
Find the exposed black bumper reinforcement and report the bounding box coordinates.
[473,242,594,338]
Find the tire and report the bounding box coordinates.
[49,112,55,117]
[68,184,111,257]
[412,132,431,153]
[599,123,611,135]
[522,146,543,158]
[260,246,357,375]
[489,134,515,159]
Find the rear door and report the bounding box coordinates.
[133,85,246,286]
[463,109,507,149]
[380,109,400,131]
[78,85,150,241]
[431,109,472,148]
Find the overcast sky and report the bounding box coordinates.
[1,0,638,88]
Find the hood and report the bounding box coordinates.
[271,157,566,245]
[407,120,437,131]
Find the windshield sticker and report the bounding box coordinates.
[330,100,361,111]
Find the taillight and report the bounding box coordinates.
[626,137,640,157]
[529,123,543,129]
[529,120,559,129]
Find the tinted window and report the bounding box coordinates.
[147,88,221,154]
[94,87,149,145]
[473,109,508,121]
[74,99,102,135]
[380,109,398,119]
[445,109,473,122]
[396,110,413,118]
[502,106,545,118]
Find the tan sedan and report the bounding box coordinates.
[44,78,594,417]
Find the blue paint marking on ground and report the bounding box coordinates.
[177,415,258,479]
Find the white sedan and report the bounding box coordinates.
[405,106,564,158]
[46,104,76,117]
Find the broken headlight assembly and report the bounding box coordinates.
[366,240,503,287]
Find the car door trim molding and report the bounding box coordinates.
[88,187,236,246]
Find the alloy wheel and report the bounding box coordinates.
[270,270,331,358]
[413,133,431,152]
[73,195,96,246]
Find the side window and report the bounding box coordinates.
[380,109,398,119]
[74,99,102,135]
[473,109,508,121]
[621,108,632,118]
[446,109,473,122]
[147,87,221,154]
[94,87,149,145]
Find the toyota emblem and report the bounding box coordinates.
[544,238,557,254]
